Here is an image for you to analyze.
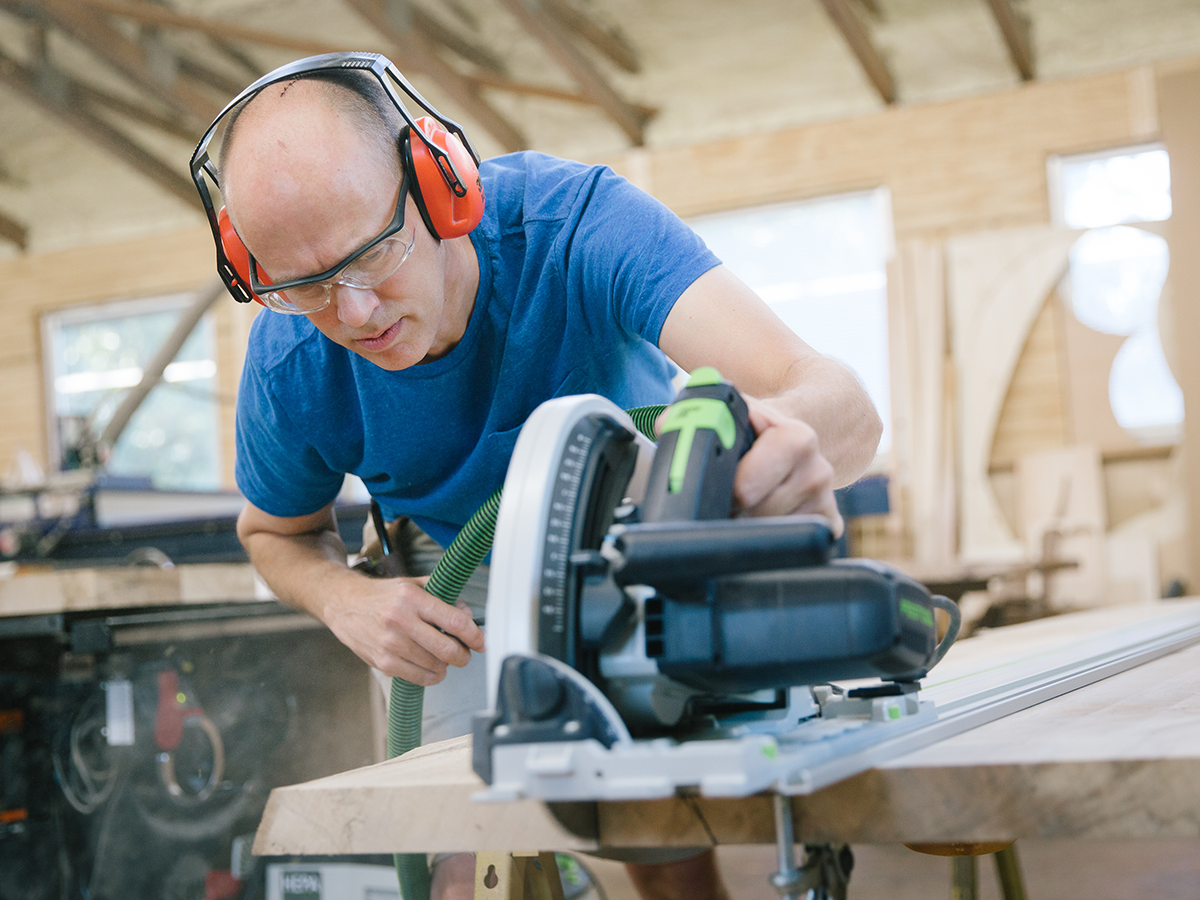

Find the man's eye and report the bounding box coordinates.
[358,245,390,267]
[287,284,325,302]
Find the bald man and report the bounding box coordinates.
[219,69,881,900]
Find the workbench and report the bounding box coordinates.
[253,599,1200,857]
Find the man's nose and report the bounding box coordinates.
[334,284,380,327]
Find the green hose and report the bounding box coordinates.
[388,488,503,900]
[625,404,665,441]
[387,403,659,898]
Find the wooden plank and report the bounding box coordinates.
[1158,69,1200,588]
[817,0,895,104]
[252,600,1200,854]
[0,563,261,616]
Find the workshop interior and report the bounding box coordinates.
[2,1,1200,899]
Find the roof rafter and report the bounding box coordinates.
[983,0,1035,81]
[10,0,221,127]
[495,0,649,145]
[540,0,640,74]
[67,0,346,55]
[0,48,198,207]
[818,0,896,105]
[343,0,528,151]
[0,208,28,250]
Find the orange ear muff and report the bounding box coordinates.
[217,206,268,306]
[406,116,484,239]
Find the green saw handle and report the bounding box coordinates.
[639,367,754,523]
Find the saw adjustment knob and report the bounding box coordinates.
[513,658,566,721]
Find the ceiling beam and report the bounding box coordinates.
[0,209,28,250]
[73,79,197,141]
[469,71,656,120]
[344,0,527,152]
[495,0,649,145]
[0,49,199,207]
[73,0,349,56]
[817,0,895,105]
[383,0,508,76]
[540,0,640,74]
[983,0,1035,81]
[18,0,221,127]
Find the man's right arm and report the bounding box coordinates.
[236,502,485,684]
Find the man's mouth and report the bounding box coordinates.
[356,318,403,352]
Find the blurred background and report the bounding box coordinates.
[2,2,1200,898]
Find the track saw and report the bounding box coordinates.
[473,368,959,806]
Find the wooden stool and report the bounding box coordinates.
[474,851,566,900]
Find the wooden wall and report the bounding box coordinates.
[604,66,1158,238]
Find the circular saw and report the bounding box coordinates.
[473,368,956,802]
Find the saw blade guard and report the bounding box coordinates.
[484,394,654,711]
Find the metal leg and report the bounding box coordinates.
[767,794,854,900]
[769,794,804,899]
[950,856,977,900]
[992,844,1027,900]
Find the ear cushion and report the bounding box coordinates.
[406,116,484,239]
[217,207,267,306]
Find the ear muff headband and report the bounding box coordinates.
[189,52,485,304]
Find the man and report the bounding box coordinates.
[214,57,881,900]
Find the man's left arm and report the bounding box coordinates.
[658,265,883,532]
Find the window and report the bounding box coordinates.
[687,189,893,453]
[42,293,221,491]
[1049,144,1181,444]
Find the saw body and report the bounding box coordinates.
[474,371,949,801]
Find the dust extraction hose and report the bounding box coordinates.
[388,488,502,900]
[385,407,659,899]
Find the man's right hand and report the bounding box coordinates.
[236,500,485,684]
[323,576,485,684]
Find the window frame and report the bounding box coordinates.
[40,291,221,486]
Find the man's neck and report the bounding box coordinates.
[422,234,481,364]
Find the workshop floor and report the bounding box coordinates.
[577,839,1200,899]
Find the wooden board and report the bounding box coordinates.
[254,599,1200,855]
[0,562,264,616]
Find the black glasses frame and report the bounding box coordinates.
[247,168,413,302]
[189,52,480,304]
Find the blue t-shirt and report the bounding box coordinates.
[235,151,720,548]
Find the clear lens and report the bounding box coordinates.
[340,228,415,289]
[259,227,414,315]
[263,286,329,314]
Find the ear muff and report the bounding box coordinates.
[217,206,267,306]
[405,116,484,240]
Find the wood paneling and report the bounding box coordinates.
[606,69,1140,240]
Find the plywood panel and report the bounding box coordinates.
[989,290,1070,471]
